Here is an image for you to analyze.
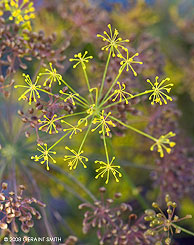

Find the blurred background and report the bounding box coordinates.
[0,0,194,244]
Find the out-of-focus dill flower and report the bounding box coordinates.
[43,0,109,42]
[152,139,194,202]
[0,182,46,234]
[79,187,158,245]
[144,194,192,245]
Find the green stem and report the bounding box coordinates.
[61,78,89,105]
[56,111,86,121]
[98,51,111,103]
[102,127,109,163]
[110,115,157,142]
[172,224,194,237]
[103,90,151,109]
[38,88,60,97]
[83,67,94,104]
[100,64,126,107]
[61,79,77,94]
[78,118,93,153]
[38,88,88,108]
[48,132,69,150]
[101,93,115,107]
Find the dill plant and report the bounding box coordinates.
[15,24,176,184]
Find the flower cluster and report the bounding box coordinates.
[3,0,35,30]
[144,194,192,244]
[146,76,173,105]
[0,182,45,234]
[79,187,158,245]
[14,24,175,184]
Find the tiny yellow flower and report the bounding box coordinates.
[64,147,88,170]
[39,63,63,87]
[117,50,143,76]
[97,24,129,57]
[95,157,122,184]
[62,121,82,139]
[91,110,116,136]
[38,114,59,134]
[31,143,56,171]
[150,132,176,158]
[69,51,93,70]
[5,0,35,27]
[14,74,41,105]
[59,90,79,106]
[146,76,174,105]
[112,81,133,104]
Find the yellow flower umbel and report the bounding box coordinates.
[144,194,192,245]
[59,90,79,106]
[31,143,56,171]
[39,63,62,87]
[14,74,41,105]
[146,76,174,105]
[117,50,143,76]
[95,157,122,184]
[97,24,129,57]
[112,81,133,104]
[150,132,176,158]
[4,0,35,28]
[64,147,88,170]
[92,110,116,136]
[38,115,59,134]
[69,51,93,70]
[62,122,82,139]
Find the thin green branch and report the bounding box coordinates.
[48,132,69,151]
[110,115,156,142]
[82,68,94,104]
[99,64,126,107]
[78,118,93,153]
[38,88,88,108]
[61,78,90,105]
[172,224,194,237]
[56,111,87,121]
[98,50,111,102]
[102,127,109,163]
